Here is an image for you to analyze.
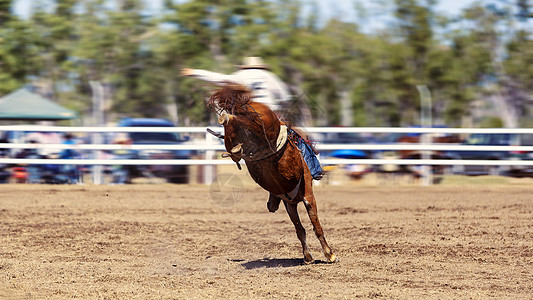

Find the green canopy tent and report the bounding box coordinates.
[0,88,77,121]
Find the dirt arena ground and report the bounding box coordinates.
[0,180,532,299]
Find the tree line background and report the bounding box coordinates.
[0,0,531,128]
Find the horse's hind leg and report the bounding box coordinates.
[283,201,314,264]
[302,192,338,263]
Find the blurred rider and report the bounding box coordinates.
[181,56,291,113]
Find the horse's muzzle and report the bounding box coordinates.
[230,143,243,155]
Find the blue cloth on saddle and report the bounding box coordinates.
[289,129,324,180]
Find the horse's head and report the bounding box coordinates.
[208,84,281,162]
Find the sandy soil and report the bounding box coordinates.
[0,182,532,299]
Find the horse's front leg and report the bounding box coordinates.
[267,193,281,212]
[283,201,314,264]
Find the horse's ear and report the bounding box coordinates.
[218,112,230,125]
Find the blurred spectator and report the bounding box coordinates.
[59,133,81,184]
[25,131,62,157]
[111,134,132,184]
[15,140,42,184]
[11,166,28,183]
[59,133,77,158]
[41,159,66,184]
[0,135,8,153]
[15,140,39,159]
[0,141,10,183]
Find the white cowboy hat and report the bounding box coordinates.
[238,56,269,69]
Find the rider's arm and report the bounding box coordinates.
[181,69,241,86]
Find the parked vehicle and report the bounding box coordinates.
[507,134,533,177]
[317,131,374,158]
[117,118,192,183]
[316,131,374,178]
[444,133,533,176]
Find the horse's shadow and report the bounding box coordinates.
[230,258,330,269]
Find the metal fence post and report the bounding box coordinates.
[204,131,216,184]
[89,81,105,185]
[417,85,433,186]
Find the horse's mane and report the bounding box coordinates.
[207,84,253,115]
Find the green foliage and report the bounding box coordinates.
[479,116,504,128]
[0,18,41,94]
[0,0,531,127]
[0,0,13,26]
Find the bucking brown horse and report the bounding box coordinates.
[207,84,337,264]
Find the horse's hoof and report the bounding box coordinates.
[267,202,278,213]
[327,253,339,263]
[267,205,278,213]
[303,252,315,264]
[267,195,281,213]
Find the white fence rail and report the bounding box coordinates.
[1,125,532,164]
[1,125,532,184]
